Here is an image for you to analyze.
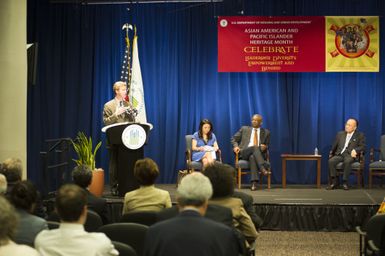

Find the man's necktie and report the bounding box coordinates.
[254,129,258,146]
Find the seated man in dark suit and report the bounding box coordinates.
[143,172,242,256]
[157,203,233,227]
[231,114,271,191]
[9,180,48,246]
[72,165,109,224]
[327,118,366,190]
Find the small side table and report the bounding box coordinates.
[281,154,322,188]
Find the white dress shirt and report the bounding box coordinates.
[248,128,260,147]
[341,131,354,153]
[35,223,118,256]
[0,240,39,256]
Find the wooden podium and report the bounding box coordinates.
[102,122,152,196]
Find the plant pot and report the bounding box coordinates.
[89,168,104,197]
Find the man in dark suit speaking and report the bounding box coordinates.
[327,118,366,190]
[143,172,241,256]
[231,114,271,191]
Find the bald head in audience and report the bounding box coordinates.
[0,174,7,194]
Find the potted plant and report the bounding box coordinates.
[71,132,104,196]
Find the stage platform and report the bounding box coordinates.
[101,184,384,231]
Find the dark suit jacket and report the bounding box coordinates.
[144,210,241,256]
[6,182,47,219]
[157,204,233,227]
[231,126,270,151]
[331,130,366,156]
[85,190,109,224]
[14,209,48,247]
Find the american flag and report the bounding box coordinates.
[120,43,131,87]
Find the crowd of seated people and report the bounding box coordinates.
[0,156,264,256]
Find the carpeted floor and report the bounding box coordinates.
[255,231,358,256]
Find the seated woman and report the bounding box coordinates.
[123,158,172,214]
[8,180,48,247]
[192,119,219,166]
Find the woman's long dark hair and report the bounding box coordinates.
[198,119,213,141]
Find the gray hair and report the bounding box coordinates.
[0,196,18,244]
[1,158,22,182]
[0,174,7,194]
[177,172,213,207]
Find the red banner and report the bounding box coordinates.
[218,16,325,72]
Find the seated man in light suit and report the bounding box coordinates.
[327,118,366,190]
[231,114,271,191]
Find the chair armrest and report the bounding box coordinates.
[266,149,270,161]
[368,240,380,252]
[355,226,367,236]
[235,151,239,165]
[370,148,381,163]
[186,149,191,165]
[358,151,365,164]
[216,149,222,162]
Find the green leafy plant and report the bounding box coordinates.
[71,132,102,170]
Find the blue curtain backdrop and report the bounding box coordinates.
[27,0,385,187]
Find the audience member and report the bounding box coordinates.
[9,180,48,247]
[1,157,46,218]
[123,158,172,214]
[204,162,258,244]
[143,172,241,256]
[72,165,109,224]
[35,184,118,256]
[157,203,234,227]
[0,158,22,193]
[233,191,263,230]
[0,196,39,255]
[0,173,7,194]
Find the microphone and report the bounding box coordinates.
[120,100,138,117]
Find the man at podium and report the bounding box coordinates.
[103,81,136,195]
[103,81,135,125]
